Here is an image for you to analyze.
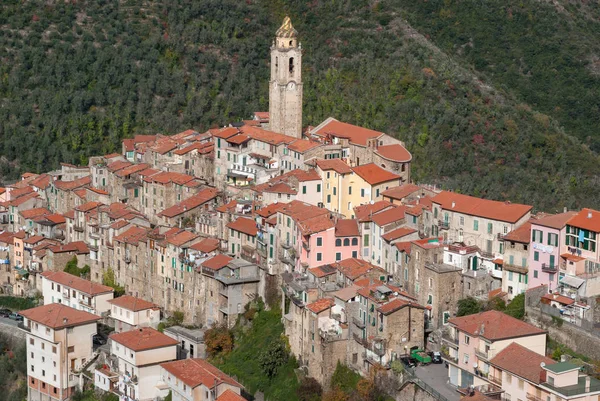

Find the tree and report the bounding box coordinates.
[204,324,234,358]
[457,297,483,317]
[330,362,361,393]
[102,268,125,297]
[296,377,322,401]
[504,293,525,319]
[63,256,90,278]
[258,336,289,379]
[322,388,349,401]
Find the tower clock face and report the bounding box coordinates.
[287,82,296,90]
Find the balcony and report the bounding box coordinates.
[302,241,310,251]
[541,263,558,273]
[227,164,257,179]
[489,375,502,386]
[352,316,365,328]
[352,332,367,347]
[124,255,131,264]
[442,332,459,347]
[480,251,495,259]
[438,220,449,230]
[89,243,99,252]
[219,287,228,297]
[73,224,84,232]
[440,348,458,363]
[526,394,544,401]
[475,349,489,360]
[79,297,93,308]
[17,322,30,332]
[281,241,293,249]
[90,230,100,239]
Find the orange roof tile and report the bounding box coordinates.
[212,127,239,139]
[10,186,34,198]
[160,358,242,390]
[41,271,113,295]
[375,144,412,163]
[312,118,384,146]
[6,192,39,206]
[75,201,103,213]
[190,238,220,253]
[308,264,338,278]
[19,207,51,220]
[432,191,532,224]
[115,163,150,178]
[174,142,213,155]
[254,112,269,120]
[489,343,555,384]
[48,241,90,254]
[306,298,334,314]
[352,163,401,186]
[23,235,45,245]
[202,254,233,271]
[381,184,421,201]
[166,230,199,247]
[315,159,353,174]
[113,227,148,246]
[107,160,132,172]
[542,293,575,306]
[449,310,546,341]
[567,208,600,233]
[288,139,321,153]
[394,241,412,255]
[298,214,335,236]
[108,295,159,311]
[226,134,251,145]
[262,182,296,195]
[239,125,295,145]
[87,187,110,195]
[381,226,417,242]
[110,327,178,351]
[256,202,286,218]
[279,200,330,223]
[134,135,158,144]
[371,206,406,226]
[20,303,100,329]
[53,176,91,191]
[158,188,218,218]
[144,171,195,186]
[532,211,577,230]
[335,258,381,280]
[354,201,395,222]
[335,219,359,237]
[216,200,237,213]
[29,174,51,190]
[216,389,245,401]
[378,298,424,315]
[227,217,258,236]
[503,220,532,243]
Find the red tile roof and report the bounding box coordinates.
[110,327,178,351]
[381,227,417,242]
[532,211,578,230]
[174,142,214,155]
[216,389,245,401]
[394,241,412,255]
[279,200,330,222]
[354,201,395,222]
[212,127,239,139]
[335,219,360,237]
[432,191,532,224]
[352,163,401,186]
[123,138,135,152]
[227,217,258,236]
[226,134,251,145]
[166,230,199,247]
[53,176,91,191]
[144,171,195,186]
[567,208,600,233]
[239,125,296,145]
[312,118,384,146]
[335,258,382,280]
[23,235,45,245]
[542,293,575,306]
[113,227,149,246]
[158,188,218,218]
[108,295,159,311]
[449,310,546,341]
[256,202,286,218]
[371,206,406,226]
[20,303,100,329]
[261,182,296,195]
[161,358,243,389]
[288,139,321,153]
[41,271,113,295]
[298,214,335,236]
[115,163,150,178]
[412,237,443,249]
[48,241,90,254]
[75,201,103,213]
[134,134,157,143]
[20,207,51,220]
[216,200,237,213]
[489,343,555,384]
[202,254,233,271]
[254,112,269,120]
[5,192,39,206]
[378,298,424,315]
[381,184,421,201]
[503,220,532,243]
[306,298,334,314]
[107,160,132,172]
[315,159,353,174]
[190,238,220,253]
[375,144,412,163]
[87,187,109,195]
[30,174,51,190]
[152,139,178,155]
[308,265,338,278]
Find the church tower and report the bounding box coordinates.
[269,17,303,139]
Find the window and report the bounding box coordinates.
[460,216,465,226]
[352,238,358,246]
[518,379,524,390]
[302,186,307,195]
[532,229,543,243]
[361,188,365,197]
[317,253,322,261]
[464,335,470,345]
[336,252,341,261]
[343,238,350,246]
[327,194,331,203]
[473,220,479,231]
[487,223,493,234]
[316,237,323,246]
[547,232,558,247]
[352,251,357,258]
[463,353,469,364]
[534,270,539,278]
[317,184,321,193]
[534,251,539,262]
[335,239,342,247]
[348,186,352,195]
[364,235,369,246]
[67,346,74,353]
[505,373,512,385]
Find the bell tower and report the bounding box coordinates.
[269,16,303,139]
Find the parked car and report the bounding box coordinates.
[431,351,443,364]
[0,309,11,317]
[8,312,23,321]
[399,356,416,369]
[93,334,107,346]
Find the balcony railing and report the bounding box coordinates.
[526,394,544,401]
[475,349,489,360]
[352,316,365,328]
[489,375,502,386]
[438,220,449,229]
[440,348,458,363]
[541,263,558,273]
[73,224,84,232]
[442,332,459,347]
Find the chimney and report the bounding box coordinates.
[451,202,456,208]
[588,211,593,219]
[63,318,68,324]
[586,376,591,392]
[563,207,568,213]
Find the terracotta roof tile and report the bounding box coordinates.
[432,191,532,224]
[227,217,258,236]
[542,293,575,306]
[108,295,159,311]
[567,208,600,233]
[489,343,554,384]
[113,227,149,246]
[115,163,150,178]
[53,176,91,191]
[216,389,245,401]
[381,226,417,242]
[134,135,157,144]
[75,201,103,213]
[306,298,334,314]
[532,211,578,230]
[375,144,412,163]
[160,358,242,389]
[29,174,51,190]
[48,241,90,254]
[212,127,239,139]
[41,271,113,295]
[216,200,237,213]
[144,171,195,186]
[315,159,353,174]
[311,118,384,146]
[354,201,395,222]
[381,184,421,201]
[107,160,132,172]
[394,241,412,255]
[10,186,35,198]
[298,214,334,236]
[20,303,100,329]
[110,327,177,351]
[335,219,359,237]
[174,142,213,155]
[158,188,218,218]
[335,258,382,280]
[226,134,251,145]
[503,220,533,243]
[308,264,337,279]
[238,125,296,145]
[371,206,406,226]
[6,192,39,206]
[279,200,330,223]
[19,208,51,220]
[412,237,443,249]
[352,163,401,186]
[449,310,546,341]
[287,139,322,153]
[23,235,45,245]
[166,230,199,247]
[202,254,233,271]
[254,112,269,120]
[190,238,220,253]
[256,202,286,218]
[378,298,424,315]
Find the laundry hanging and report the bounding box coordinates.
[578,229,585,243]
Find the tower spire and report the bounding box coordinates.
[276,16,298,38]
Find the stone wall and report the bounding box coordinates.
[396,380,442,401]
[0,322,26,343]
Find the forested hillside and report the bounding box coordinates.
[1,0,600,210]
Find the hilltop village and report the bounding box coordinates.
[4,17,600,401]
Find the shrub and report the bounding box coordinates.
[297,377,322,401]
[259,336,289,378]
[204,324,234,358]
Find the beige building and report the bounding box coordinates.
[107,295,161,332]
[21,303,101,401]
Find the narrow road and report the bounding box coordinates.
[414,363,460,401]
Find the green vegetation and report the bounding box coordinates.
[326,362,392,401]
[0,1,600,209]
[548,337,592,363]
[101,268,125,297]
[64,256,91,278]
[214,309,300,401]
[72,389,119,401]
[0,296,37,311]
[457,293,525,318]
[0,332,27,401]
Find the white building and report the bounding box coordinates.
[102,327,178,401]
[20,303,100,401]
[41,271,114,315]
[107,295,161,333]
[160,358,244,401]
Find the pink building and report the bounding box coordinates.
[528,212,576,291]
[297,214,336,269]
[443,310,547,388]
[333,219,361,261]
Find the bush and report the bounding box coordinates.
[204,324,234,358]
[390,360,404,374]
[330,362,361,393]
[504,293,525,319]
[258,337,289,379]
[102,268,125,297]
[63,256,90,278]
[0,296,37,311]
[297,377,322,401]
[457,297,482,317]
